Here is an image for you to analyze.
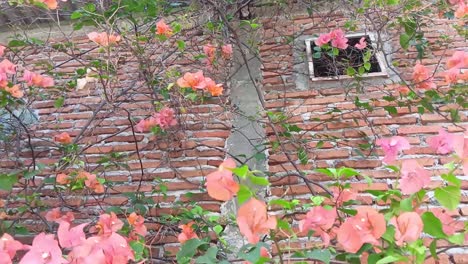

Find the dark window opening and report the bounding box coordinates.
[308,35,384,78]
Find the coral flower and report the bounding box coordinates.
[54,132,72,144]
[432,209,464,235]
[177,71,207,90]
[0,45,5,57]
[36,0,67,10]
[0,59,16,75]
[427,128,464,155]
[4,85,23,98]
[57,221,88,248]
[412,63,436,89]
[315,33,332,47]
[376,136,410,164]
[84,173,105,194]
[87,32,121,47]
[127,212,147,237]
[455,2,468,18]
[56,173,70,185]
[156,19,173,37]
[178,222,198,244]
[96,212,124,236]
[330,186,357,206]
[299,206,336,246]
[0,233,23,264]
[337,207,386,253]
[19,233,67,264]
[399,160,430,195]
[23,70,55,88]
[221,44,233,59]
[330,29,349,49]
[205,158,239,201]
[355,37,367,50]
[447,51,468,70]
[203,44,216,63]
[390,212,423,246]
[135,117,157,133]
[237,198,277,244]
[154,107,177,129]
[204,77,223,96]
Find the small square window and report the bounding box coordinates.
[305,33,388,81]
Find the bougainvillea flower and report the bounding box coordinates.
[178,222,198,244]
[397,85,410,94]
[154,107,177,129]
[0,73,7,87]
[22,70,54,88]
[57,221,88,248]
[355,37,367,50]
[96,212,124,236]
[432,209,463,235]
[36,0,67,10]
[19,233,67,264]
[177,71,207,90]
[0,233,23,264]
[205,158,239,201]
[237,198,277,244]
[203,44,216,63]
[447,51,468,70]
[390,212,423,246]
[399,160,431,195]
[330,29,349,49]
[56,173,70,185]
[330,186,357,206]
[44,208,74,223]
[222,44,233,59]
[376,136,410,163]
[0,45,5,57]
[444,68,460,84]
[84,172,104,193]
[0,59,16,75]
[455,2,468,18]
[127,212,147,237]
[135,117,157,133]
[54,132,72,144]
[412,63,436,89]
[315,33,332,47]
[204,77,223,96]
[299,206,336,246]
[156,19,173,37]
[427,128,463,154]
[337,207,386,253]
[87,32,121,47]
[4,85,23,98]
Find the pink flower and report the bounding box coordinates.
[376,136,410,164]
[45,208,75,223]
[127,212,147,237]
[330,186,357,206]
[330,29,348,49]
[177,71,207,90]
[0,45,5,57]
[447,51,468,70]
[455,2,468,18]
[427,128,464,155]
[237,198,276,244]
[23,70,55,88]
[390,212,423,246]
[19,233,67,264]
[178,222,198,244]
[444,68,460,84]
[57,221,88,248]
[412,63,436,90]
[203,44,216,63]
[0,59,16,75]
[399,160,431,195]
[299,206,336,246]
[204,77,223,96]
[54,132,72,144]
[96,212,123,236]
[87,32,121,47]
[156,19,173,37]
[315,33,332,47]
[355,37,367,50]
[135,117,157,133]
[154,107,177,129]
[337,207,386,253]
[221,44,233,59]
[4,85,23,98]
[205,158,239,201]
[432,209,464,235]
[83,172,104,193]
[0,233,23,264]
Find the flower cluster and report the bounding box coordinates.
[203,43,233,66]
[315,29,349,49]
[135,107,178,133]
[87,32,121,47]
[177,71,224,96]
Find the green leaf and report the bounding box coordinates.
[441,173,461,188]
[400,197,413,212]
[381,225,395,243]
[304,249,331,264]
[8,39,26,47]
[429,239,438,259]
[376,254,406,264]
[129,240,146,261]
[213,225,223,235]
[0,173,18,191]
[448,233,464,245]
[70,11,82,20]
[232,165,249,178]
[337,167,359,179]
[421,212,447,239]
[315,168,334,177]
[177,40,186,51]
[434,186,460,210]
[176,239,208,264]
[298,147,308,165]
[346,67,356,76]
[387,0,399,5]
[237,185,253,204]
[364,62,371,71]
[54,97,64,108]
[249,175,269,186]
[195,247,218,264]
[399,33,410,50]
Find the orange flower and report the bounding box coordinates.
[56,173,70,185]
[221,44,233,59]
[156,19,173,37]
[203,44,216,64]
[397,85,410,95]
[390,212,423,246]
[177,71,207,90]
[204,77,223,96]
[205,158,239,201]
[96,212,124,236]
[455,2,468,18]
[337,207,386,253]
[412,63,436,90]
[447,51,468,70]
[178,222,198,244]
[237,198,277,244]
[36,0,66,9]
[54,132,72,144]
[4,85,23,98]
[87,32,121,47]
[127,212,147,237]
[84,172,104,193]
